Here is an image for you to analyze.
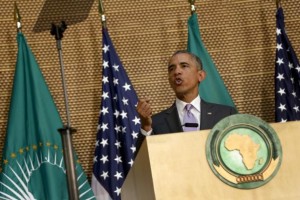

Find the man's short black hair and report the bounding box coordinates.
[170,50,203,70]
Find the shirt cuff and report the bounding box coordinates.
[140,128,152,136]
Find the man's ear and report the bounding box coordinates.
[198,70,206,83]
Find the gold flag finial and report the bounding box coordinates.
[14,2,22,32]
[189,0,196,14]
[276,0,281,9]
[98,0,106,28]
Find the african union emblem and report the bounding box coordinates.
[206,114,282,189]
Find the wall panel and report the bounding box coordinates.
[1,0,299,180]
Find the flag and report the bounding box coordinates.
[275,7,300,122]
[187,12,235,108]
[0,32,95,200]
[91,28,141,200]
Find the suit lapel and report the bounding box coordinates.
[200,100,215,130]
[165,103,183,133]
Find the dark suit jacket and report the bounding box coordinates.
[136,99,237,151]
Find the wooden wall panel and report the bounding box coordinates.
[1,0,299,179]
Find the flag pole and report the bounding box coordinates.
[13,2,22,33]
[189,0,196,14]
[276,0,281,9]
[50,22,79,200]
[98,0,106,28]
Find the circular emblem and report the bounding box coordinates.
[206,114,282,189]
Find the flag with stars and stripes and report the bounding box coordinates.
[275,7,300,122]
[91,28,141,200]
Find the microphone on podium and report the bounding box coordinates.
[182,123,198,128]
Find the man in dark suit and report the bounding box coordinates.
[136,50,237,148]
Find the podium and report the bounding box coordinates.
[121,121,300,200]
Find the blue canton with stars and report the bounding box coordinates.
[275,7,300,122]
[93,28,141,199]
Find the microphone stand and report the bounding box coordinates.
[50,21,79,200]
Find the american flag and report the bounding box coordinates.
[275,7,300,122]
[91,28,141,200]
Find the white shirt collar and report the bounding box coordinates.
[175,95,201,113]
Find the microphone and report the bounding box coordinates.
[182,123,198,127]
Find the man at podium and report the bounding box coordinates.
[136,50,237,150]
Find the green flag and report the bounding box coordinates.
[188,13,235,108]
[0,33,95,199]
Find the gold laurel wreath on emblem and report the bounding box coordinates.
[213,158,279,184]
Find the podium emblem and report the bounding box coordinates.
[206,114,282,189]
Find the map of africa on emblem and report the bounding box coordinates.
[206,114,282,189]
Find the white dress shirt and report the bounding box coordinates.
[141,95,201,136]
[176,95,201,130]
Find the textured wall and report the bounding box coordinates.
[1,0,300,179]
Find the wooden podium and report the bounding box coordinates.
[121,121,300,200]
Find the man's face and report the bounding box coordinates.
[168,53,204,100]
